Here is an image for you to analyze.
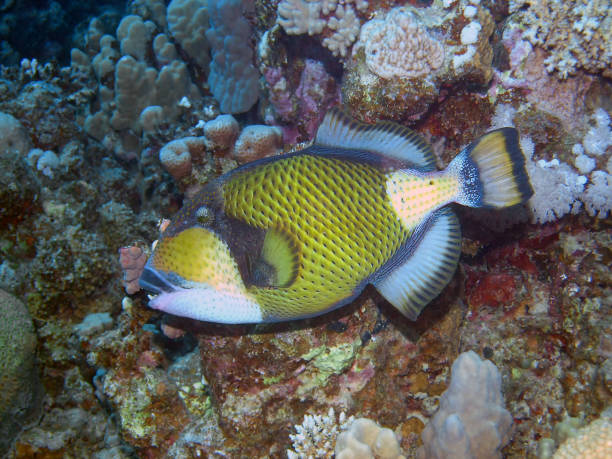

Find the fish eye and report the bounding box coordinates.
[195,206,213,225]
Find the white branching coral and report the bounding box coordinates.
[582,171,612,219]
[526,157,586,224]
[323,5,361,57]
[583,108,612,157]
[287,408,354,458]
[355,7,445,79]
[488,105,612,224]
[276,0,368,57]
[516,0,612,78]
[277,0,326,35]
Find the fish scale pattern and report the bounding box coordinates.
[222,153,410,319]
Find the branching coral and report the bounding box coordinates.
[277,0,368,57]
[515,0,612,78]
[287,408,353,458]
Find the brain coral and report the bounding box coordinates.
[0,290,42,455]
[356,7,444,79]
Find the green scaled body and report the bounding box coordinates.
[223,151,410,320]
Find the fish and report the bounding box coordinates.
[139,109,533,324]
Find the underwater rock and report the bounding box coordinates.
[0,289,42,456]
[459,224,612,457]
[0,111,39,232]
[191,286,465,455]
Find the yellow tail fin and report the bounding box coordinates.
[448,128,533,208]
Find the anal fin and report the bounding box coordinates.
[373,208,461,320]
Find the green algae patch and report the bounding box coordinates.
[297,340,362,396]
[263,373,285,386]
[311,342,359,374]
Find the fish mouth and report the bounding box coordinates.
[138,265,181,295]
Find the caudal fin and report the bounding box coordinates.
[448,128,533,208]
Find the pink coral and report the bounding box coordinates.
[295,59,340,139]
[118,245,147,294]
[263,60,339,145]
[264,67,295,122]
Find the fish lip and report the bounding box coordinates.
[138,265,179,295]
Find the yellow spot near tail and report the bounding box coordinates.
[386,171,459,230]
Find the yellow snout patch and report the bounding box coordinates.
[150,227,245,292]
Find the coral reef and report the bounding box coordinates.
[0,0,610,457]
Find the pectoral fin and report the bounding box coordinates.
[250,228,299,288]
[373,208,461,320]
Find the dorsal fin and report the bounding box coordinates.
[315,108,437,171]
